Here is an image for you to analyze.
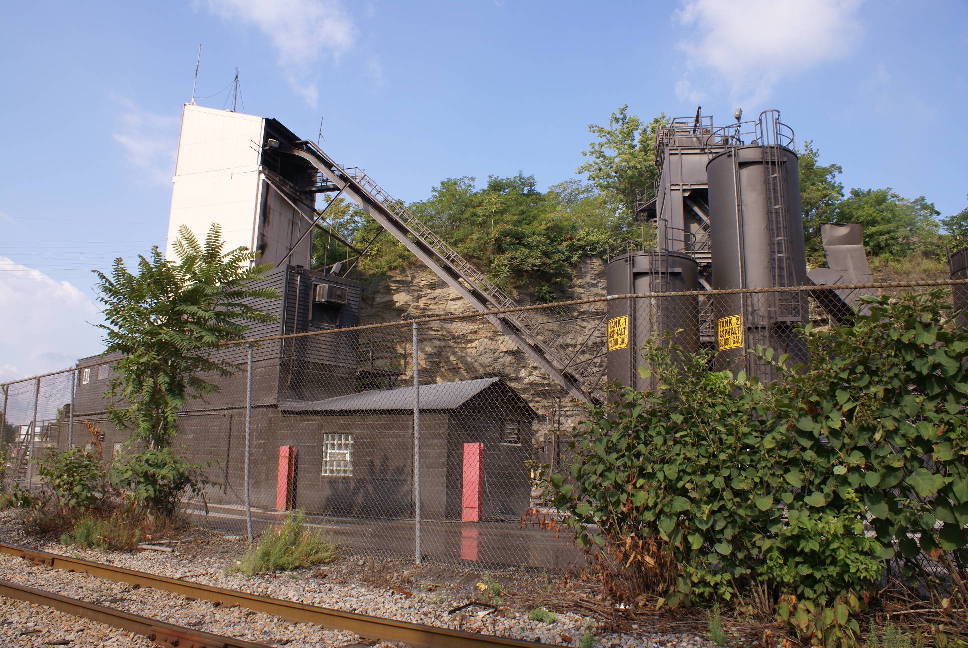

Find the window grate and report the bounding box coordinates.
[322,433,353,476]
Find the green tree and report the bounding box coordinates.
[94,224,277,448]
[833,188,941,258]
[578,106,666,217]
[941,204,968,242]
[310,197,371,271]
[344,174,629,299]
[797,141,844,263]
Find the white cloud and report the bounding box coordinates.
[0,211,13,223]
[202,0,356,107]
[674,0,863,107]
[113,99,179,185]
[0,258,102,387]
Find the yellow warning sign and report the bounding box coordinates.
[607,316,629,351]
[717,314,744,350]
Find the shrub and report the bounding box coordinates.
[544,344,777,604]
[109,447,204,517]
[544,290,968,644]
[36,448,109,510]
[232,510,338,576]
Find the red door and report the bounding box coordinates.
[461,443,483,522]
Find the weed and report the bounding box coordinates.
[475,574,503,606]
[864,622,918,648]
[232,510,339,576]
[61,517,108,549]
[579,630,595,648]
[59,509,145,551]
[527,607,558,623]
[706,603,729,646]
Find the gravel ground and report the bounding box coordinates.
[0,596,156,647]
[0,552,393,648]
[0,512,713,648]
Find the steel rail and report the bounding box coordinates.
[0,543,560,648]
[0,578,269,648]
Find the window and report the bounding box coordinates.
[81,368,91,385]
[501,419,522,446]
[97,364,110,380]
[322,433,353,476]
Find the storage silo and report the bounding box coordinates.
[705,111,808,380]
[606,251,700,392]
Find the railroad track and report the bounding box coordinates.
[0,577,269,648]
[0,542,558,648]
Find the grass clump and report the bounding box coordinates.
[864,622,918,648]
[527,607,558,623]
[233,510,339,576]
[59,509,146,551]
[706,603,729,646]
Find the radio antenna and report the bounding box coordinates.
[231,68,240,112]
[190,44,202,105]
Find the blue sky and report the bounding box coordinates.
[0,0,966,381]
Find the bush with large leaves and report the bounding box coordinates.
[545,289,967,627]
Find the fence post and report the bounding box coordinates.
[412,321,421,564]
[68,369,76,448]
[28,377,40,487]
[1,383,8,444]
[244,344,254,543]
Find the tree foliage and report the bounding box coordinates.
[941,205,968,242]
[322,175,637,300]
[834,188,941,258]
[94,224,277,448]
[797,141,845,263]
[578,105,666,217]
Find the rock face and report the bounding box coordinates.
[357,259,608,443]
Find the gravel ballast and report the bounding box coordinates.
[0,512,712,648]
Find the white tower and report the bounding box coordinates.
[165,104,316,267]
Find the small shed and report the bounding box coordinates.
[280,377,536,520]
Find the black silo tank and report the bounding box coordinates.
[706,144,809,380]
[606,251,700,392]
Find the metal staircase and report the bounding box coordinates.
[282,140,595,402]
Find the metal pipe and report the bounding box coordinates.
[28,377,39,487]
[68,369,75,448]
[244,344,254,544]
[412,321,421,564]
[1,384,8,446]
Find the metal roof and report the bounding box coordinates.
[280,377,503,412]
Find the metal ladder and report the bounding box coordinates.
[287,141,595,402]
[759,117,801,321]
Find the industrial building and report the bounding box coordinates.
[62,104,940,525]
[69,104,538,521]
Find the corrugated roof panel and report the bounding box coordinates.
[280,377,501,412]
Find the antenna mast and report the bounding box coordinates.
[316,115,325,145]
[232,68,240,112]
[190,44,202,104]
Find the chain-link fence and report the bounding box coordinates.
[1,280,964,570]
